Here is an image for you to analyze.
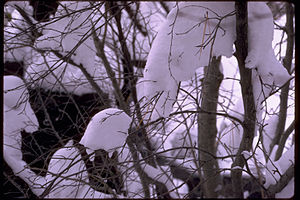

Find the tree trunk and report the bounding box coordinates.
[231,2,256,198]
[198,56,223,198]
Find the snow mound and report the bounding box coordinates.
[46,140,88,198]
[262,115,279,153]
[4,76,39,174]
[80,108,131,152]
[4,75,27,108]
[246,3,291,87]
[44,140,117,198]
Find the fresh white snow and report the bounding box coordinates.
[3,1,294,198]
[4,2,35,64]
[35,2,96,72]
[44,140,115,198]
[4,76,39,174]
[79,108,131,152]
[143,2,291,123]
[246,3,291,87]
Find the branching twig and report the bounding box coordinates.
[266,164,294,198]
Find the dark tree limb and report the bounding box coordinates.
[275,120,295,161]
[105,2,157,167]
[270,2,294,160]
[266,164,294,198]
[121,1,148,36]
[231,2,256,198]
[198,56,223,197]
[159,1,170,14]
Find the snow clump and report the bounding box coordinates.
[143,2,291,122]
[79,108,131,152]
[4,75,39,174]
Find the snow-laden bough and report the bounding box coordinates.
[79,108,179,198]
[79,108,131,153]
[143,2,291,122]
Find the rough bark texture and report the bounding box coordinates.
[198,56,223,198]
[231,2,256,198]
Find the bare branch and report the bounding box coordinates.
[266,164,294,198]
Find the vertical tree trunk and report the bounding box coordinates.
[198,56,223,198]
[231,2,256,198]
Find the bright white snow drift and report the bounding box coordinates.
[79,108,131,152]
[4,76,39,174]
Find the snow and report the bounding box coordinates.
[35,2,96,72]
[18,140,118,198]
[265,145,294,196]
[23,2,115,97]
[113,145,145,198]
[4,76,39,174]
[217,99,244,161]
[241,151,252,160]
[24,51,112,96]
[79,108,131,152]
[28,2,116,96]
[45,140,87,198]
[44,140,114,198]
[79,106,180,197]
[170,127,197,159]
[217,121,243,158]
[277,144,294,174]
[144,1,236,81]
[246,3,291,87]
[163,2,236,81]
[247,4,291,131]
[143,2,290,124]
[245,136,266,177]
[262,114,279,154]
[143,2,236,121]
[231,166,243,170]
[4,75,27,109]
[264,145,282,188]
[18,168,47,197]
[3,2,294,198]
[139,158,178,198]
[4,2,35,64]
[275,178,294,198]
[173,178,189,198]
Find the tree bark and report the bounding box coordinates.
[198,56,223,198]
[231,2,256,198]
